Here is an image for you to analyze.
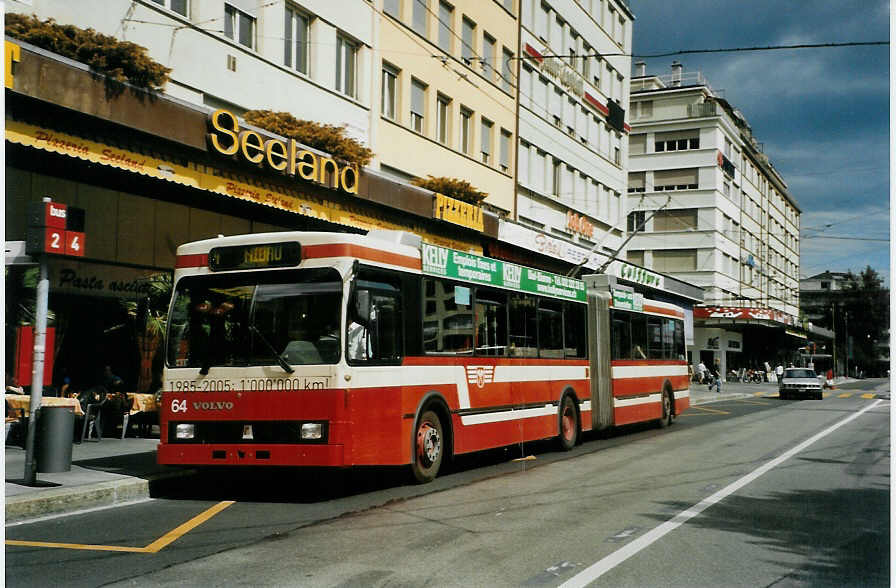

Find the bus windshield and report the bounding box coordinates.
[166,269,342,369]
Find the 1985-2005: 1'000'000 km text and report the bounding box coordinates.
[166,377,333,393]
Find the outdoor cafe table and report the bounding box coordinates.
[126,393,158,415]
[5,394,84,417]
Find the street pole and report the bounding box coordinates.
[23,205,51,484]
[832,304,837,376]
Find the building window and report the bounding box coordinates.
[438,1,453,53]
[384,0,400,18]
[336,35,358,98]
[501,47,513,92]
[437,94,451,144]
[381,64,399,120]
[481,118,493,164]
[627,250,644,266]
[552,158,561,195]
[225,4,255,49]
[653,209,697,232]
[503,0,514,12]
[482,33,496,80]
[284,6,309,74]
[411,78,427,133]
[461,17,475,65]
[654,133,699,152]
[500,129,511,172]
[535,2,549,40]
[413,0,428,36]
[653,249,697,272]
[151,0,188,17]
[627,210,645,232]
[653,168,699,191]
[460,107,472,154]
[628,171,645,193]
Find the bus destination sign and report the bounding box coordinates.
[421,243,585,302]
[209,242,301,271]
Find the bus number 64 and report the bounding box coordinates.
[171,399,188,413]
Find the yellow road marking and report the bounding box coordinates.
[5,501,235,553]
[681,405,730,415]
[735,399,769,405]
[838,392,853,398]
[822,392,832,398]
[753,391,766,397]
[862,393,876,399]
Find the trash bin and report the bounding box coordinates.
[36,406,74,473]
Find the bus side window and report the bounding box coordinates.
[563,302,587,358]
[611,311,631,360]
[349,272,403,363]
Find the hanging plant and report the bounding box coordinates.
[412,176,489,205]
[243,109,373,167]
[5,13,171,90]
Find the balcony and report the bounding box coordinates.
[688,102,717,118]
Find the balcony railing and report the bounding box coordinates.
[688,102,717,118]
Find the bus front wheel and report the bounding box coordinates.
[557,395,579,451]
[411,410,443,483]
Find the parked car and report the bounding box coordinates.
[779,368,823,400]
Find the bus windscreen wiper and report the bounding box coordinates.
[250,325,295,374]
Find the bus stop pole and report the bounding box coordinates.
[23,249,49,484]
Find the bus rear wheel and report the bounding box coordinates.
[658,388,673,428]
[557,395,579,451]
[411,410,443,483]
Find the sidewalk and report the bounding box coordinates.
[689,379,774,405]
[5,437,184,524]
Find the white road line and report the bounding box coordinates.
[559,399,885,588]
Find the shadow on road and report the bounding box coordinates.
[648,486,890,586]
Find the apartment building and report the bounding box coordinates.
[505,0,632,269]
[627,63,802,372]
[375,0,518,214]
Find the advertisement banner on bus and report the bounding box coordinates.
[421,244,585,302]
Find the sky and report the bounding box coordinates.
[628,0,890,282]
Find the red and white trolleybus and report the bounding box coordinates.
[158,230,689,482]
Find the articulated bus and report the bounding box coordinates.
[158,230,689,482]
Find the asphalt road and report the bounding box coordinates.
[5,379,889,587]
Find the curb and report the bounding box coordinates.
[6,477,150,523]
[5,468,195,524]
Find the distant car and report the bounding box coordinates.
[779,368,823,400]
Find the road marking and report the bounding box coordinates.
[5,501,235,553]
[822,392,832,398]
[753,391,766,397]
[681,406,729,416]
[559,399,884,588]
[734,399,768,406]
[838,392,853,398]
[862,393,876,399]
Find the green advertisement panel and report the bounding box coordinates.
[421,243,585,302]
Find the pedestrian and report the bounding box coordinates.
[775,363,783,382]
[710,361,722,393]
[696,360,707,384]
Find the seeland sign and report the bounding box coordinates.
[207,109,359,195]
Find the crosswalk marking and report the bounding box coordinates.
[861,393,876,399]
[838,392,853,398]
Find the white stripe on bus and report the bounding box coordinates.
[460,404,555,425]
[613,393,662,407]
[612,365,688,378]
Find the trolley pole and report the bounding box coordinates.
[23,243,49,485]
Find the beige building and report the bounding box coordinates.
[374,0,518,215]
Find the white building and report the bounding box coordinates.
[7,1,377,142]
[627,62,802,373]
[508,0,633,265]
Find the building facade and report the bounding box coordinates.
[626,63,802,374]
[376,0,518,215]
[513,0,632,264]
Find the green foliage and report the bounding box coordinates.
[243,110,373,167]
[412,176,488,205]
[840,266,889,371]
[5,13,170,90]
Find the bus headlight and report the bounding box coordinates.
[301,423,322,440]
[175,424,195,440]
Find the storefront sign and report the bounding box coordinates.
[421,244,585,302]
[498,221,602,270]
[207,109,358,195]
[434,192,484,231]
[524,43,584,98]
[6,121,481,254]
[612,289,643,311]
[566,212,594,238]
[694,306,797,326]
[614,262,664,289]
